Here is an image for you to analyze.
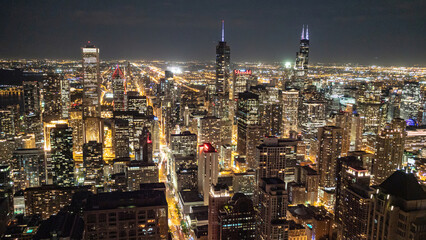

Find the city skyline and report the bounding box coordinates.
[0,0,425,66]
[1,1,426,240]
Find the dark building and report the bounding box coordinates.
[41,73,62,122]
[2,214,42,240]
[33,211,84,240]
[218,193,256,239]
[82,190,168,239]
[215,20,230,95]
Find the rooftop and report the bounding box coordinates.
[84,190,167,211]
[379,170,426,201]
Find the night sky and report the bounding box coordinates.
[1,0,425,65]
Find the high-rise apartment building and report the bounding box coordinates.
[258,178,288,240]
[317,126,343,189]
[372,118,406,185]
[82,190,168,239]
[257,137,304,184]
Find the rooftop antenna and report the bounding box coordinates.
[301,25,305,40]
[221,20,225,42]
[306,25,309,40]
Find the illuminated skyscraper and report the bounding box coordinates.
[400,81,421,121]
[114,119,130,159]
[198,143,219,205]
[295,25,310,77]
[12,148,46,190]
[317,126,343,189]
[200,116,221,149]
[232,69,255,99]
[257,137,304,184]
[236,91,261,168]
[258,177,288,240]
[216,20,230,95]
[82,43,102,143]
[112,66,126,111]
[42,73,62,122]
[127,95,147,114]
[281,89,299,138]
[335,156,372,239]
[50,123,74,187]
[372,118,406,185]
[334,111,352,156]
[60,78,70,119]
[83,141,103,186]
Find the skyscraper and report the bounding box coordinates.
[83,141,103,186]
[215,20,230,95]
[50,123,74,187]
[236,91,261,167]
[258,177,288,240]
[208,184,231,240]
[218,193,256,239]
[12,148,46,190]
[198,143,219,205]
[42,73,62,122]
[372,118,406,185]
[295,25,310,77]
[257,137,304,184]
[400,81,421,121]
[281,89,299,138]
[232,69,255,99]
[82,43,102,143]
[139,127,152,162]
[335,156,372,239]
[114,119,130,159]
[317,126,343,189]
[112,66,126,111]
[200,116,222,150]
[367,171,426,239]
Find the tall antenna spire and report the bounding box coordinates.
[221,20,225,42]
[301,25,305,40]
[306,25,309,40]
